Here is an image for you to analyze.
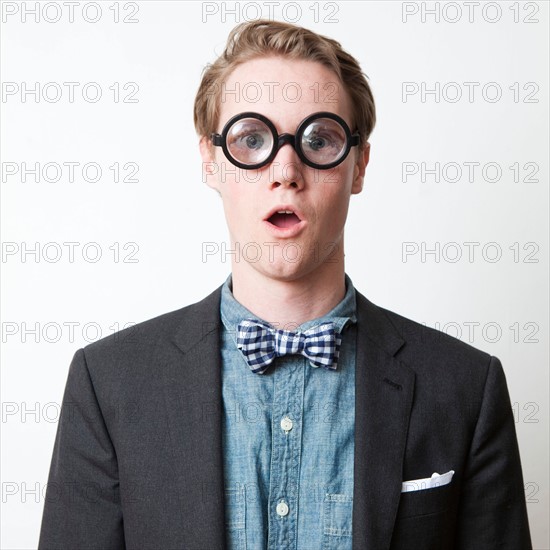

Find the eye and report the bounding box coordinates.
[226,118,274,165]
[300,118,348,164]
[227,121,270,151]
[304,131,341,152]
[240,132,264,150]
[306,134,329,151]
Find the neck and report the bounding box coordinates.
[230,261,346,329]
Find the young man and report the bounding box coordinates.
[39,20,532,549]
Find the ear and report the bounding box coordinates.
[351,142,370,195]
[199,136,221,194]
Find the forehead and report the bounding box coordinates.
[218,56,353,130]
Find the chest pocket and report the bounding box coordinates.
[323,493,353,550]
[225,486,246,550]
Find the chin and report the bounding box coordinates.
[254,259,309,282]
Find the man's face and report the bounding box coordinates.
[200,55,370,282]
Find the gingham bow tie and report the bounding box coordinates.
[236,319,343,374]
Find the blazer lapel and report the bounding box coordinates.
[158,285,227,549]
[353,290,416,550]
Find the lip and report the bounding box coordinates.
[263,204,307,238]
[264,204,306,222]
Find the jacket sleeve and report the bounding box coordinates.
[38,348,125,549]
[456,355,532,549]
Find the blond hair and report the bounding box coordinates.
[193,19,376,149]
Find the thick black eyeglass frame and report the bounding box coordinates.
[211,111,360,170]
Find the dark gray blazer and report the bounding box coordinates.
[38,284,532,549]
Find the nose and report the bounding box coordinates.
[269,134,304,189]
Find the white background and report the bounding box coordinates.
[1,1,548,548]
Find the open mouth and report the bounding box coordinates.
[267,210,301,228]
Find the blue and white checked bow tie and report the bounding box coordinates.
[236,318,343,374]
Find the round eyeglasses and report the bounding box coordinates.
[211,111,360,170]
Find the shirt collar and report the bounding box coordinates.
[220,273,357,346]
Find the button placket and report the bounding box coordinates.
[267,358,304,548]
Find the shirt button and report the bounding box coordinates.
[276,500,289,517]
[280,416,293,432]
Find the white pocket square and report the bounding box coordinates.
[401,470,455,493]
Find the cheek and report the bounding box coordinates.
[312,171,353,221]
[222,183,259,229]
[224,192,247,220]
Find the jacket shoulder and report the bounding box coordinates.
[356,291,496,386]
[383,305,491,361]
[81,284,223,365]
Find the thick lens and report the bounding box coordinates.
[301,118,347,165]
[226,118,273,166]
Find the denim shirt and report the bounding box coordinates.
[220,273,357,549]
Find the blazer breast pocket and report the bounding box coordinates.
[391,479,459,550]
[396,478,457,519]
